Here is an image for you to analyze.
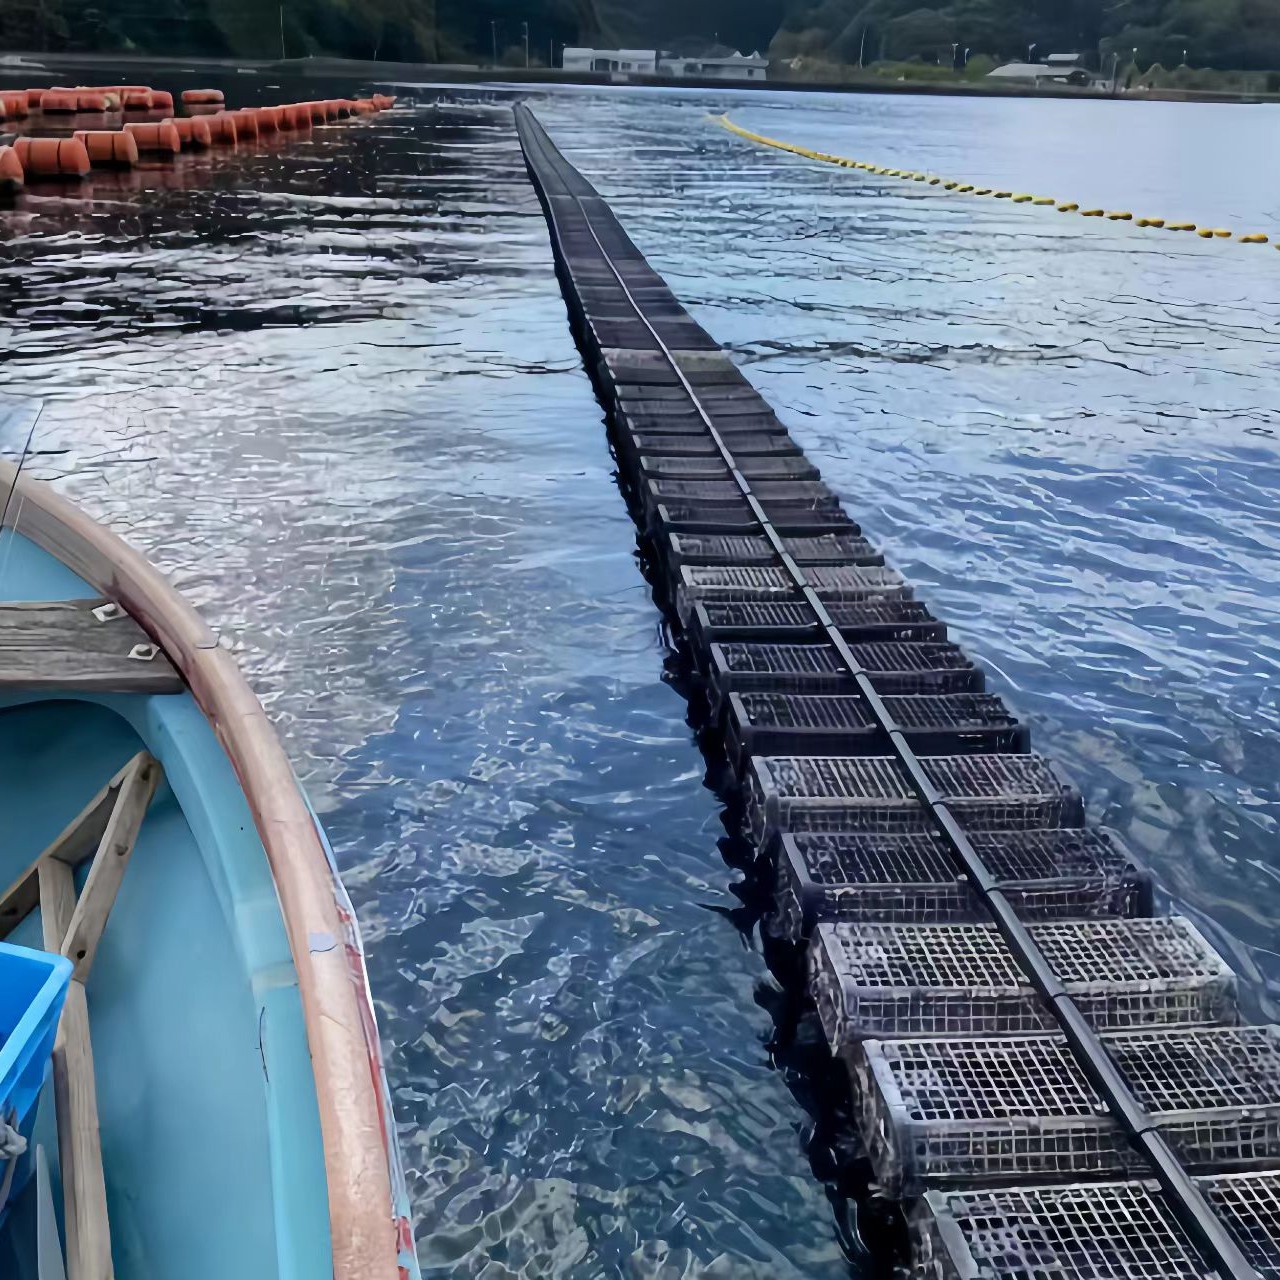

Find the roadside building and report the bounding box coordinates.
[561,46,768,81]
[657,50,768,80]
[987,56,1093,86]
[561,48,658,74]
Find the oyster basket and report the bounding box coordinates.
[808,916,1236,1046]
[771,827,1153,939]
[856,1025,1280,1197]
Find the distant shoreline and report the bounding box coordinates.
[4,50,1278,106]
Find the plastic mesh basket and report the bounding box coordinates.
[857,1025,1280,1196]
[665,532,882,571]
[809,916,1236,1047]
[726,692,1025,767]
[772,827,1152,938]
[689,598,943,647]
[745,754,1083,845]
[624,430,800,459]
[639,455,821,481]
[645,478,837,515]
[656,501,859,538]
[707,641,978,707]
[910,1181,1205,1280]
[1201,1170,1280,1278]
[677,568,909,623]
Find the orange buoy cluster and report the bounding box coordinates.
[0,146,23,193]
[74,130,141,168]
[0,87,395,191]
[13,136,91,179]
[122,121,181,155]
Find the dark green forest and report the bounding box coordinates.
[1,0,1277,72]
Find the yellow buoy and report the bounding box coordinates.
[994,190,1012,198]
[1107,211,1133,220]
[1012,193,1032,202]
[1081,208,1104,217]
[943,181,958,189]
[928,177,941,185]
[1212,228,1232,238]
[975,187,992,196]
[1240,232,1269,243]
[1057,202,1079,212]
[957,184,974,193]
[1167,222,1196,231]
[1032,196,1055,205]
[1196,228,1214,237]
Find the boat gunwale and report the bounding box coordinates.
[0,462,405,1280]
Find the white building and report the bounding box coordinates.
[561,46,768,81]
[987,59,1092,86]
[562,48,658,75]
[657,51,768,80]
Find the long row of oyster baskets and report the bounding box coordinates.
[514,105,1279,1279]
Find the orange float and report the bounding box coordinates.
[0,145,24,194]
[122,121,181,154]
[352,98,377,114]
[1,92,29,118]
[122,89,153,110]
[38,89,79,113]
[150,90,174,112]
[205,113,239,144]
[255,107,281,133]
[308,101,331,123]
[13,136,91,178]
[25,88,46,109]
[76,92,111,112]
[73,129,140,167]
[181,88,224,105]
[232,109,259,139]
[165,116,212,149]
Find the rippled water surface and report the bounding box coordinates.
[1,71,1278,1278]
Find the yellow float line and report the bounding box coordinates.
[715,114,1273,250]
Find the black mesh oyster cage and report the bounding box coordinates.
[855,1025,1280,1197]
[911,1170,1280,1280]
[771,827,1153,938]
[744,754,1084,846]
[809,916,1235,1046]
[725,692,1026,771]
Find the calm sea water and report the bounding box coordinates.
[1,71,1278,1277]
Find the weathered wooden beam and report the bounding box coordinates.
[40,861,113,1280]
[0,761,127,942]
[61,754,161,982]
[0,599,181,693]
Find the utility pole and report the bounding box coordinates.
[549,38,555,68]
[858,27,867,67]
[951,41,958,70]
[1027,41,1036,62]
[279,4,286,58]
[491,20,498,65]
[523,21,530,68]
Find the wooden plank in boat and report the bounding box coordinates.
[0,599,181,692]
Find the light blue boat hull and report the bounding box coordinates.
[0,523,419,1279]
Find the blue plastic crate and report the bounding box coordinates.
[0,942,72,1210]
